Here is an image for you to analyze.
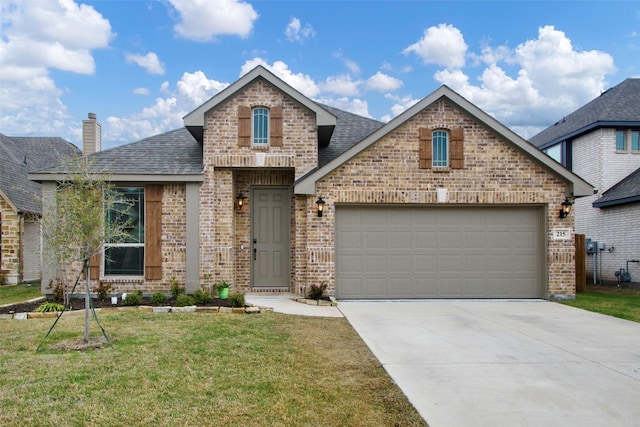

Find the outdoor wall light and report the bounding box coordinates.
[236,193,247,210]
[559,197,573,219]
[315,197,326,217]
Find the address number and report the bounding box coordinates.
[553,228,571,240]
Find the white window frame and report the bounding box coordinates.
[104,187,145,277]
[432,130,449,168]
[252,107,269,146]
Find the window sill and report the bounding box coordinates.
[251,144,270,150]
[100,276,145,283]
[432,167,451,173]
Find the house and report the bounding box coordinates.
[32,66,592,300]
[0,133,80,285]
[529,79,640,285]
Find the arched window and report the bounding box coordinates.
[253,107,269,145]
[432,130,449,168]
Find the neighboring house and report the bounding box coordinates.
[0,133,80,285]
[530,78,640,285]
[32,66,591,300]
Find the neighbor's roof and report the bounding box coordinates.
[529,78,640,149]
[593,167,640,208]
[0,133,79,214]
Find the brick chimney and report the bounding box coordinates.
[82,112,101,156]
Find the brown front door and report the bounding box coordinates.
[251,187,290,288]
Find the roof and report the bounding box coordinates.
[184,65,337,145]
[295,85,593,197]
[0,133,79,214]
[529,78,640,149]
[593,167,640,208]
[31,128,203,183]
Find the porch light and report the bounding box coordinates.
[236,193,247,210]
[315,197,326,217]
[559,197,573,219]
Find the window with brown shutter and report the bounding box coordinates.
[238,105,251,147]
[89,253,100,280]
[144,184,162,280]
[419,127,432,169]
[270,105,283,147]
[450,127,464,169]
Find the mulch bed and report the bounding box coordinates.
[0,296,233,314]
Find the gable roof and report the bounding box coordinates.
[0,133,79,214]
[184,65,337,145]
[592,167,640,208]
[529,78,640,149]
[295,85,593,197]
[30,128,203,183]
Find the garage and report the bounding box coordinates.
[336,206,544,299]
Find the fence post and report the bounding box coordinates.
[575,234,586,293]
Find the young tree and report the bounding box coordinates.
[42,157,131,343]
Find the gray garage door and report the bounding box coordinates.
[336,206,544,299]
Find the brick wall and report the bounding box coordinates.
[0,195,20,284]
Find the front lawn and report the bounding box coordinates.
[0,311,427,426]
[560,286,640,322]
[0,283,43,305]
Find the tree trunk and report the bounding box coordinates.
[84,261,90,344]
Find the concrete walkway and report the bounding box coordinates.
[244,293,343,317]
[338,300,640,427]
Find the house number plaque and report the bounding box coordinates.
[552,228,571,240]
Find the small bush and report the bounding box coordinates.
[93,282,113,301]
[151,292,168,304]
[51,280,64,303]
[229,293,245,308]
[169,277,185,298]
[193,289,212,305]
[308,284,327,300]
[123,290,143,306]
[176,294,195,307]
[36,302,64,313]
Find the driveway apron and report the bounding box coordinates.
[339,300,640,427]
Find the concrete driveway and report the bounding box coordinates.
[338,300,640,427]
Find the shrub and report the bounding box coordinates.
[308,284,327,300]
[93,282,113,301]
[151,292,168,304]
[176,294,195,307]
[123,290,143,306]
[51,280,64,303]
[169,277,185,298]
[36,302,65,313]
[229,293,245,308]
[193,289,212,305]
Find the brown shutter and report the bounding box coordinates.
[238,105,251,147]
[450,127,464,169]
[145,184,162,280]
[89,253,100,280]
[270,105,283,147]
[419,127,432,169]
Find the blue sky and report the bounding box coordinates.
[1,1,638,150]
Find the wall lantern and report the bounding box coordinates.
[236,193,247,210]
[559,197,573,219]
[315,197,326,217]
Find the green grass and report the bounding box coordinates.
[0,311,427,426]
[560,286,640,322]
[0,283,43,305]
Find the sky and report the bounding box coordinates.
[1,1,639,150]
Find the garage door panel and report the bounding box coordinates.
[336,206,542,299]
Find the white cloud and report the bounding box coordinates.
[321,74,362,97]
[133,87,150,95]
[382,94,421,121]
[318,97,372,118]
[366,72,403,92]
[125,52,166,75]
[285,17,315,43]
[403,24,467,69]
[240,58,321,97]
[168,0,258,41]
[176,71,229,105]
[333,50,361,75]
[0,0,113,138]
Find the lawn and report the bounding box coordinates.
[0,283,43,305]
[560,286,640,322]
[0,311,427,426]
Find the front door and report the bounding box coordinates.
[251,187,290,288]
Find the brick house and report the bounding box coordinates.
[0,133,80,284]
[530,78,640,285]
[33,66,592,300]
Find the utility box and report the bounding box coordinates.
[586,239,598,254]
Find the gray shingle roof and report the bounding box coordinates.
[318,104,385,167]
[0,133,79,214]
[593,167,640,208]
[529,78,640,148]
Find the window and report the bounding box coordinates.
[632,131,639,151]
[104,187,144,276]
[253,107,269,145]
[544,144,562,163]
[432,130,449,167]
[616,130,626,151]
